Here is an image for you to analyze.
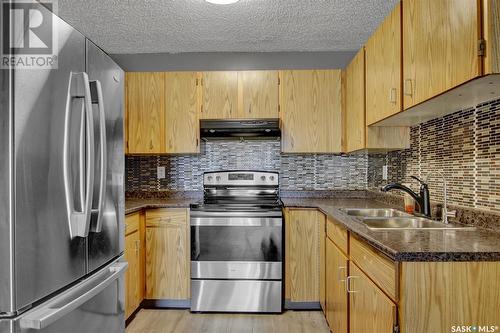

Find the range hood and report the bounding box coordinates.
[200,119,281,139]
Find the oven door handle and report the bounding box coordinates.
[190,211,283,218]
[191,217,282,227]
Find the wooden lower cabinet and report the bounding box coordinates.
[349,262,396,333]
[400,261,500,333]
[285,209,323,304]
[325,238,348,333]
[320,216,500,333]
[125,212,143,319]
[319,213,326,310]
[145,208,190,300]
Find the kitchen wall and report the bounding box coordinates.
[368,97,500,213]
[126,140,367,193]
[126,98,500,214]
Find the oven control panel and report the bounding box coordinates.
[204,171,279,186]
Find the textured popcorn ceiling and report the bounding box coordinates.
[57,0,398,54]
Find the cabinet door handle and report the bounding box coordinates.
[248,104,252,114]
[389,88,397,104]
[338,266,346,282]
[346,276,359,293]
[404,79,413,97]
[135,240,140,253]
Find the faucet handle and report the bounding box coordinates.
[411,175,428,186]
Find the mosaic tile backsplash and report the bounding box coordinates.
[126,97,500,214]
[126,140,368,192]
[368,98,500,213]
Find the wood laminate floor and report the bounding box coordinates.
[126,309,330,333]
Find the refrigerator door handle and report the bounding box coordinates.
[19,262,127,330]
[63,72,95,238]
[89,79,107,233]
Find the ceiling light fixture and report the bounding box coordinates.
[205,0,240,5]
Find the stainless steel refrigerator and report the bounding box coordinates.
[0,2,126,332]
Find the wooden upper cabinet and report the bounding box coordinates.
[280,70,343,153]
[402,0,481,109]
[201,71,238,119]
[366,3,402,124]
[344,48,365,153]
[164,72,200,153]
[126,72,165,153]
[238,71,279,119]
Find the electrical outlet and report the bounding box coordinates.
[157,166,165,179]
[382,165,388,180]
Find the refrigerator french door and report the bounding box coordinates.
[86,39,125,273]
[0,2,125,332]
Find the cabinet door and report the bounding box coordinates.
[124,230,140,319]
[285,209,321,302]
[164,72,200,153]
[319,213,326,311]
[201,71,238,119]
[366,3,401,124]
[238,71,279,119]
[280,70,342,153]
[126,72,165,153]
[325,238,348,333]
[145,209,189,300]
[344,48,365,152]
[349,262,396,333]
[403,0,481,109]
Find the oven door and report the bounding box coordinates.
[190,211,282,280]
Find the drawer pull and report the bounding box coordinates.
[346,276,359,293]
[338,266,346,282]
[389,87,397,104]
[404,79,413,97]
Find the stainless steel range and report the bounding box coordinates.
[190,171,283,313]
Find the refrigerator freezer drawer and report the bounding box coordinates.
[191,280,282,313]
[0,261,126,333]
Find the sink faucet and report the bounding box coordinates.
[427,172,456,224]
[380,176,431,218]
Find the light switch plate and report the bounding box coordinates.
[382,165,388,180]
[157,166,166,179]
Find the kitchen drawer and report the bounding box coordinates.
[349,236,397,301]
[146,208,187,227]
[326,217,348,254]
[125,212,140,236]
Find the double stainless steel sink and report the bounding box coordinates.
[341,208,474,230]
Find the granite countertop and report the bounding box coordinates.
[282,197,500,262]
[125,195,500,262]
[125,198,200,214]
